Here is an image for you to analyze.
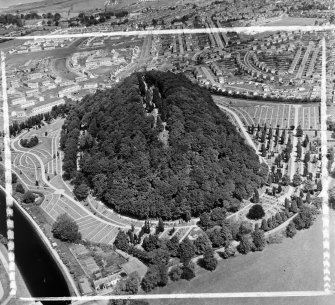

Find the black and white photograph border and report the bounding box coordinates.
[0,25,333,305]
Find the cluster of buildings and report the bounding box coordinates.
[8,37,75,54]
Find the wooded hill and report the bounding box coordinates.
[60,71,267,220]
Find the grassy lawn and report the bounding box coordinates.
[149,211,328,305]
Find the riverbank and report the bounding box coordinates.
[0,187,79,297]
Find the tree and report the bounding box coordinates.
[181,263,195,281]
[286,221,297,238]
[178,237,195,265]
[207,225,232,247]
[12,173,18,184]
[247,204,265,220]
[142,234,159,252]
[260,218,269,231]
[292,173,302,187]
[296,125,303,137]
[156,218,164,234]
[296,141,302,159]
[22,190,35,203]
[252,228,266,251]
[294,205,316,229]
[73,183,89,200]
[114,230,129,252]
[253,188,260,203]
[199,212,212,230]
[290,201,298,213]
[284,198,290,210]
[261,143,267,157]
[239,221,253,236]
[141,265,160,292]
[201,247,217,271]
[169,265,183,281]
[52,213,81,242]
[237,235,252,254]
[304,179,314,193]
[194,233,212,255]
[166,235,179,257]
[15,183,25,194]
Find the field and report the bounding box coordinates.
[149,211,332,305]
[262,17,325,27]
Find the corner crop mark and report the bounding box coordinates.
[1,50,16,296]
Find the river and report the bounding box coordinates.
[0,190,70,304]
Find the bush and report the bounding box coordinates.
[52,213,81,242]
[247,204,265,220]
[169,265,183,281]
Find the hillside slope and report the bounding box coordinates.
[60,71,267,220]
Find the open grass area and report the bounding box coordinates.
[149,212,326,305]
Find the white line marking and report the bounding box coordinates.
[1,51,16,296]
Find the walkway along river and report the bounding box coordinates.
[0,190,70,303]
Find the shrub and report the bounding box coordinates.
[247,204,265,220]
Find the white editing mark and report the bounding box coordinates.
[1,50,16,296]
[19,290,333,303]
[0,25,335,40]
[320,37,331,293]
[1,25,332,302]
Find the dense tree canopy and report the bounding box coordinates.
[61,71,266,219]
[52,213,81,242]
